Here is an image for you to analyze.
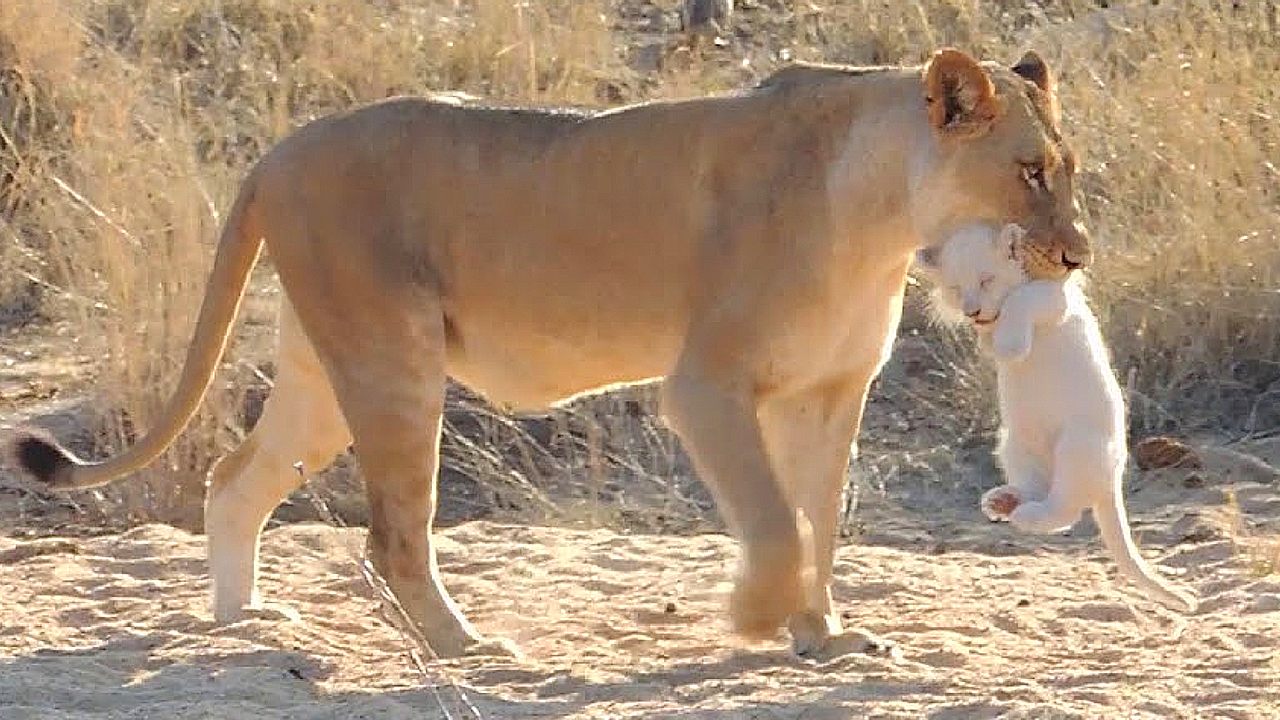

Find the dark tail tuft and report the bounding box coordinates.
[9,430,78,487]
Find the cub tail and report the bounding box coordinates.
[1093,490,1197,613]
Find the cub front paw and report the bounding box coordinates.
[991,329,1032,362]
[981,485,1023,522]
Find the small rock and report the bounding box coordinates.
[1170,512,1224,544]
[664,601,678,614]
[1249,594,1280,613]
[0,538,81,564]
[627,43,665,74]
[1134,436,1203,471]
[682,0,733,33]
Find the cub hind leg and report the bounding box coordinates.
[983,433,1053,523]
[1007,431,1102,534]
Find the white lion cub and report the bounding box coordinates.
[916,224,1196,612]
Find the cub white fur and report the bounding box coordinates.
[918,224,1196,613]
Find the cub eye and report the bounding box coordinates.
[1020,163,1047,192]
[979,276,993,289]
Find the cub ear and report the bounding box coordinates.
[923,48,1001,138]
[914,244,942,272]
[995,224,1026,262]
[1011,50,1054,94]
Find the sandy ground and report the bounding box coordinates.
[4,320,1280,719]
[3,460,1280,720]
[3,2,1276,717]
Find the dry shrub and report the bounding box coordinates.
[0,0,81,326]
[1,0,620,528]
[437,0,616,102]
[3,0,1277,530]
[1047,3,1280,435]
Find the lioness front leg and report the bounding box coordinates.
[660,369,812,641]
[758,377,894,659]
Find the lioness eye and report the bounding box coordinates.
[979,276,993,289]
[1021,163,1047,192]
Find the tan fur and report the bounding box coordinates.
[10,49,1092,659]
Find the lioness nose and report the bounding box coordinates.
[1061,222,1093,270]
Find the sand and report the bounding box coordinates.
[3,463,1279,719]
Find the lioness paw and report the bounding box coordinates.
[219,602,302,624]
[793,626,899,663]
[730,571,801,641]
[465,636,524,660]
[981,486,1023,521]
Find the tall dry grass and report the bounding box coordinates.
[1,0,1277,529]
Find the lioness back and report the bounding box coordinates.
[255,96,710,404]
[253,76,918,407]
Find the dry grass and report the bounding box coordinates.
[1218,486,1280,577]
[1,0,1277,528]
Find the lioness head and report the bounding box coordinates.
[912,48,1091,280]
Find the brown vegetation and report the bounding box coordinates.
[1,0,1276,529]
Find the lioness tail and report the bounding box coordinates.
[9,171,265,490]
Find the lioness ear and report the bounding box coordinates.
[1011,49,1060,125]
[1011,50,1053,94]
[923,48,1000,138]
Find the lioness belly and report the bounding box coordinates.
[442,301,686,411]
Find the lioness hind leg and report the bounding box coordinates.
[660,370,811,641]
[206,302,352,622]
[321,305,513,659]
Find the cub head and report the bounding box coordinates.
[915,224,1027,327]
[911,48,1091,280]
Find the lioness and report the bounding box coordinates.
[11,49,1091,659]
